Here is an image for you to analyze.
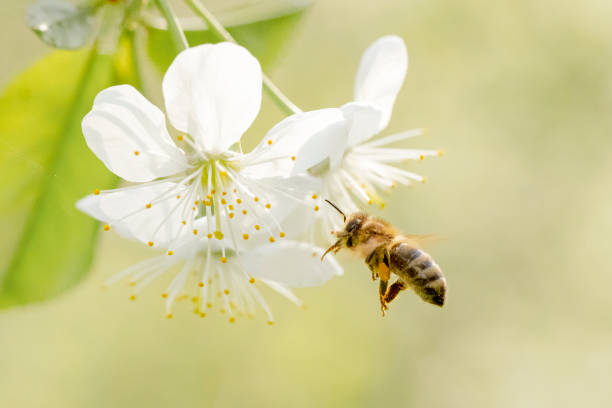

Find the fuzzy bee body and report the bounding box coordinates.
[322,203,446,314]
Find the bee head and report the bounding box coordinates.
[321,201,369,261]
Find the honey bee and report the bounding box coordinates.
[321,200,446,315]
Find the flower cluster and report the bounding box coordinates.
[77,36,439,323]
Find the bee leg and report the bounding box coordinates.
[384,280,407,305]
[365,245,389,281]
[379,279,389,316]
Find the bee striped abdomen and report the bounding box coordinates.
[389,242,447,306]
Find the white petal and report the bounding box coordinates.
[291,119,349,175]
[163,43,262,154]
[76,181,193,248]
[243,241,343,287]
[341,102,384,147]
[83,85,189,182]
[354,35,408,131]
[239,108,345,175]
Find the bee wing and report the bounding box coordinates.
[400,234,443,249]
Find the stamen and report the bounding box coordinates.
[148,241,154,247]
[243,234,249,240]
[221,257,227,263]
[145,203,152,209]
[177,135,184,141]
[134,151,139,156]
[269,236,275,243]
[167,251,173,256]
[103,224,110,231]
[93,188,100,195]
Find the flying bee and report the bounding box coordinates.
[321,200,446,315]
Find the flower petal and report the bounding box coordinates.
[291,119,349,175]
[341,102,384,147]
[83,85,189,182]
[243,241,343,287]
[353,35,408,131]
[76,181,193,248]
[163,43,262,154]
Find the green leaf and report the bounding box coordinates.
[147,11,304,74]
[26,0,96,50]
[0,43,137,308]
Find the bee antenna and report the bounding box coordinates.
[324,199,346,223]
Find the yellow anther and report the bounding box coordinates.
[214,231,224,240]
[199,312,206,318]
[267,140,273,145]
[242,209,247,215]
[314,205,320,211]
[194,200,199,205]
[279,232,285,238]
[129,295,136,301]
[220,171,227,177]
[229,213,234,219]
[167,250,173,256]
[421,177,427,184]
[204,200,212,206]
[193,229,198,235]
[249,278,255,284]
[221,257,227,263]
[312,194,318,199]
[161,293,168,298]
[222,191,227,196]
[419,154,424,161]
[312,252,317,257]
[291,156,296,161]
[93,188,100,195]
[103,224,110,231]
[176,195,181,199]
[368,199,373,205]
[167,314,173,319]
[224,289,230,295]
[206,194,212,199]
[267,321,274,326]
[265,203,271,209]
[198,282,204,287]
[254,197,259,202]
[269,236,275,243]
[229,317,236,323]
[228,205,234,210]
[438,149,444,157]
[233,188,237,193]
[134,151,139,156]
[211,189,216,194]
[192,207,196,211]
[381,203,386,209]
[146,203,152,209]
[191,297,199,303]
[236,198,242,204]
[221,198,227,205]
[254,225,260,231]
[243,233,249,240]
[177,135,184,141]
[206,302,213,309]
[207,233,213,239]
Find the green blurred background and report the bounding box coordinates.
[2,0,612,406]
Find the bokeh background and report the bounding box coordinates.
[2,0,612,406]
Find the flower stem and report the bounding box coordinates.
[154,0,189,51]
[184,0,302,116]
